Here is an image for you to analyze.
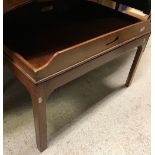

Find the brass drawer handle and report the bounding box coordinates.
[105,36,119,46]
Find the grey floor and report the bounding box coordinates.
[3,39,151,155]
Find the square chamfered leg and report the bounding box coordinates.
[125,40,149,87]
[30,84,48,152]
[125,46,143,87]
[4,59,48,152]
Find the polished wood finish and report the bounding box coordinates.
[4,1,150,82]
[125,46,143,86]
[4,0,151,152]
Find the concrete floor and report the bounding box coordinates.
[3,39,151,155]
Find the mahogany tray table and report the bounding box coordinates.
[3,0,151,152]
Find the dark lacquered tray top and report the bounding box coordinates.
[4,1,141,68]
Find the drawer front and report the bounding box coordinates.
[38,21,150,78]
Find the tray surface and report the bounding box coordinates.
[4,1,140,68]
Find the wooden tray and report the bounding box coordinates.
[4,1,150,83]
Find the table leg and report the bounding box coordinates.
[31,86,48,152]
[125,46,143,87]
[4,57,48,152]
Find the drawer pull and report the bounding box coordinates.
[105,36,119,46]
